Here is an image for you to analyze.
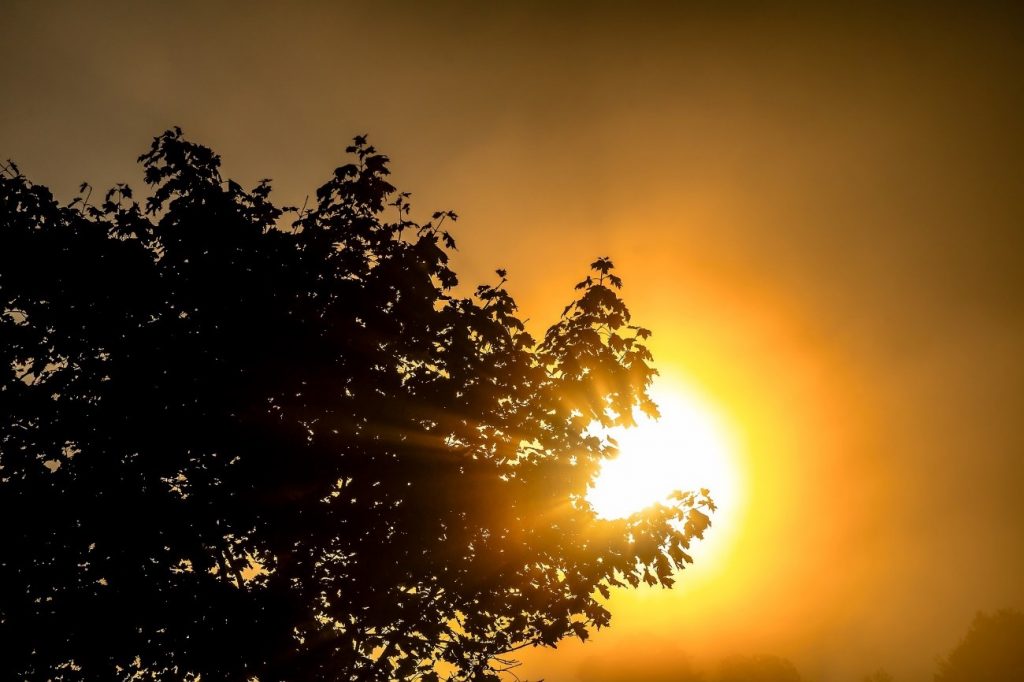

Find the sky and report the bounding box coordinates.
[3,2,1023,680]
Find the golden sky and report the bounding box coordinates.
[3,2,1023,680]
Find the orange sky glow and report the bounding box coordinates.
[2,3,1022,680]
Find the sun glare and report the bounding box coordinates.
[587,382,740,525]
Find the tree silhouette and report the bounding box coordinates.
[0,130,714,680]
[715,654,803,682]
[934,609,1024,682]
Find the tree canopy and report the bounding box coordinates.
[716,655,803,682]
[934,609,1024,682]
[0,130,714,681]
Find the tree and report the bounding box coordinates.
[934,609,1024,682]
[714,655,803,682]
[0,130,714,680]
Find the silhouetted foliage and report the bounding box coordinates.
[861,669,893,682]
[715,655,803,682]
[934,609,1024,682]
[0,131,714,680]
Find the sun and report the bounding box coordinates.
[587,381,740,524]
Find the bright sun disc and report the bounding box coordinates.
[587,382,739,524]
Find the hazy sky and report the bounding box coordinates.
[3,2,1022,680]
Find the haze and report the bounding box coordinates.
[2,2,1022,680]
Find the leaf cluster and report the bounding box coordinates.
[0,133,713,680]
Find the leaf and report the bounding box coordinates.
[574,276,592,290]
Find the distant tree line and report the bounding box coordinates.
[581,608,1024,682]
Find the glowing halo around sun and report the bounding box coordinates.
[586,381,742,547]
